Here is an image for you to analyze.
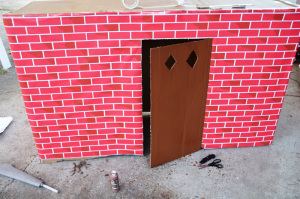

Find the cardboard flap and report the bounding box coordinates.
[9,0,297,15]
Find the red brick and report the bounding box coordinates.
[257,45,276,51]
[131,32,153,39]
[74,24,96,32]
[110,32,131,39]
[229,99,247,104]
[220,14,241,21]
[230,137,247,143]
[284,13,300,20]
[237,45,256,52]
[7,36,17,43]
[53,42,75,49]
[222,143,238,148]
[212,87,231,93]
[278,44,297,52]
[217,45,236,52]
[120,24,141,31]
[185,23,207,30]
[86,32,109,40]
[247,99,265,104]
[214,74,232,80]
[124,110,142,116]
[63,152,82,158]
[18,74,37,81]
[85,16,107,23]
[97,24,119,31]
[21,51,43,59]
[267,38,288,46]
[61,86,81,93]
[5,27,27,35]
[228,38,247,44]
[237,105,254,110]
[17,35,40,43]
[64,33,86,41]
[238,143,254,147]
[41,34,64,42]
[212,38,227,45]
[22,88,40,95]
[210,66,224,73]
[45,154,64,159]
[131,15,153,23]
[44,50,66,58]
[264,52,284,59]
[3,18,13,26]
[204,144,222,149]
[250,22,270,29]
[53,148,71,153]
[27,26,50,34]
[208,22,229,29]
[165,23,186,30]
[259,30,280,37]
[271,21,292,29]
[243,14,262,21]
[248,38,268,45]
[38,18,61,25]
[62,17,84,24]
[197,14,220,21]
[101,150,118,156]
[13,18,37,26]
[178,14,198,22]
[154,15,176,22]
[211,99,229,105]
[274,59,293,66]
[108,15,130,23]
[142,23,163,31]
[285,51,297,58]
[257,131,273,137]
[263,14,284,20]
[82,151,100,157]
[76,56,98,64]
[82,85,101,92]
[154,31,175,39]
[236,59,254,66]
[239,29,259,36]
[30,43,53,51]
[217,30,237,38]
[281,65,293,72]
[51,26,74,33]
[197,30,218,38]
[232,127,250,133]
[230,22,250,29]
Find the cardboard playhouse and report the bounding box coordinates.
[3,0,300,167]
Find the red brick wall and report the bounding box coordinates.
[3,8,300,160]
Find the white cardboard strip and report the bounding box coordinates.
[0,117,13,134]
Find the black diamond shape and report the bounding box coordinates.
[187,50,198,68]
[165,55,176,70]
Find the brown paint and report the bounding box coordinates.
[150,39,212,168]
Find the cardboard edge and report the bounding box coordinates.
[41,156,101,163]
[40,154,143,163]
[6,0,299,15]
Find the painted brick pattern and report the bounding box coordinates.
[3,8,300,160]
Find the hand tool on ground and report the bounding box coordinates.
[0,163,58,193]
[199,154,223,169]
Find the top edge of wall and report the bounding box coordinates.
[5,0,299,16]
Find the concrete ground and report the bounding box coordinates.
[0,1,300,199]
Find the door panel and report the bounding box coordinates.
[150,39,212,167]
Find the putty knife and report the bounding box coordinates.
[0,163,58,193]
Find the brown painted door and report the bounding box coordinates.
[150,39,212,167]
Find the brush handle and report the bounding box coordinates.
[41,184,59,193]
